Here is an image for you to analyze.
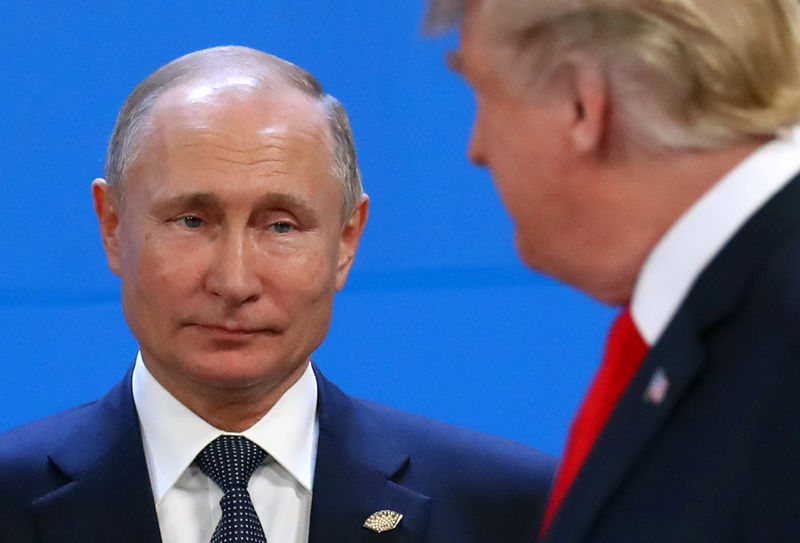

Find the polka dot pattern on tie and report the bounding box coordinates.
[194,435,268,543]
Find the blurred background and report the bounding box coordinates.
[0,0,614,455]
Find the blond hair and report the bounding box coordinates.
[426,0,800,150]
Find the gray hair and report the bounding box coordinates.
[425,0,800,151]
[105,45,363,220]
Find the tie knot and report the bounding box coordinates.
[194,435,267,493]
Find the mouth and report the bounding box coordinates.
[193,323,279,338]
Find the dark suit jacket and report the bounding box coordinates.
[0,365,555,542]
[542,173,800,543]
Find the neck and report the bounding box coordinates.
[589,139,766,305]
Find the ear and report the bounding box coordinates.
[335,194,370,291]
[567,55,608,153]
[92,178,122,276]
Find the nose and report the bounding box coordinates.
[467,113,487,167]
[205,229,261,306]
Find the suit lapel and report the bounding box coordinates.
[545,172,800,543]
[543,317,706,543]
[309,367,430,543]
[29,369,162,543]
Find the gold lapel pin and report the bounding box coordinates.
[363,510,404,533]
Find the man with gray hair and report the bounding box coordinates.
[0,45,556,542]
[425,1,800,541]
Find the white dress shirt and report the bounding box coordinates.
[631,127,800,346]
[132,354,319,543]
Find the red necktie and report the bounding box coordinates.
[540,307,649,537]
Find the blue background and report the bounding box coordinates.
[0,1,613,455]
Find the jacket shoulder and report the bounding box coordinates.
[0,401,99,507]
[315,369,556,490]
[348,394,556,480]
[0,400,98,463]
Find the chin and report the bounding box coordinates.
[556,269,633,306]
[183,352,277,389]
[197,370,268,390]
[515,234,632,304]
[515,238,560,282]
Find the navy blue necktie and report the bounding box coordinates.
[194,435,268,543]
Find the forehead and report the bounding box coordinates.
[123,83,339,204]
[455,3,566,100]
[138,84,333,176]
[150,83,330,149]
[452,8,510,91]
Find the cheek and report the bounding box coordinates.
[115,222,142,275]
[490,145,540,213]
[289,250,337,292]
[493,137,573,218]
[130,236,208,304]
[486,117,533,174]
[273,244,339,307]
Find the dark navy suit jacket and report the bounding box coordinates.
[542,173,800,543]
[0,365,555,542]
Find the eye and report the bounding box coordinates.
[176,216,205,228]
[268,221,294,234]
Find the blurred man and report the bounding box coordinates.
[0,46,555,543]
[425,1,800,541]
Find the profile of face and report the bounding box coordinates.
[457,7,652,303]
[93,83,368,410]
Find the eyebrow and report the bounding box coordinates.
[151,191,316,219]
[152,193,222,214]
[251,192,314,218]
[445,50,465,74]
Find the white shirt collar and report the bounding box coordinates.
[132,353,318,504]
[631,127,800,345]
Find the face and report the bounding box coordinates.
[93,84,368,407]
[457,8,652,303]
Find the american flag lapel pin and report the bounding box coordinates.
[643,368,670,405]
